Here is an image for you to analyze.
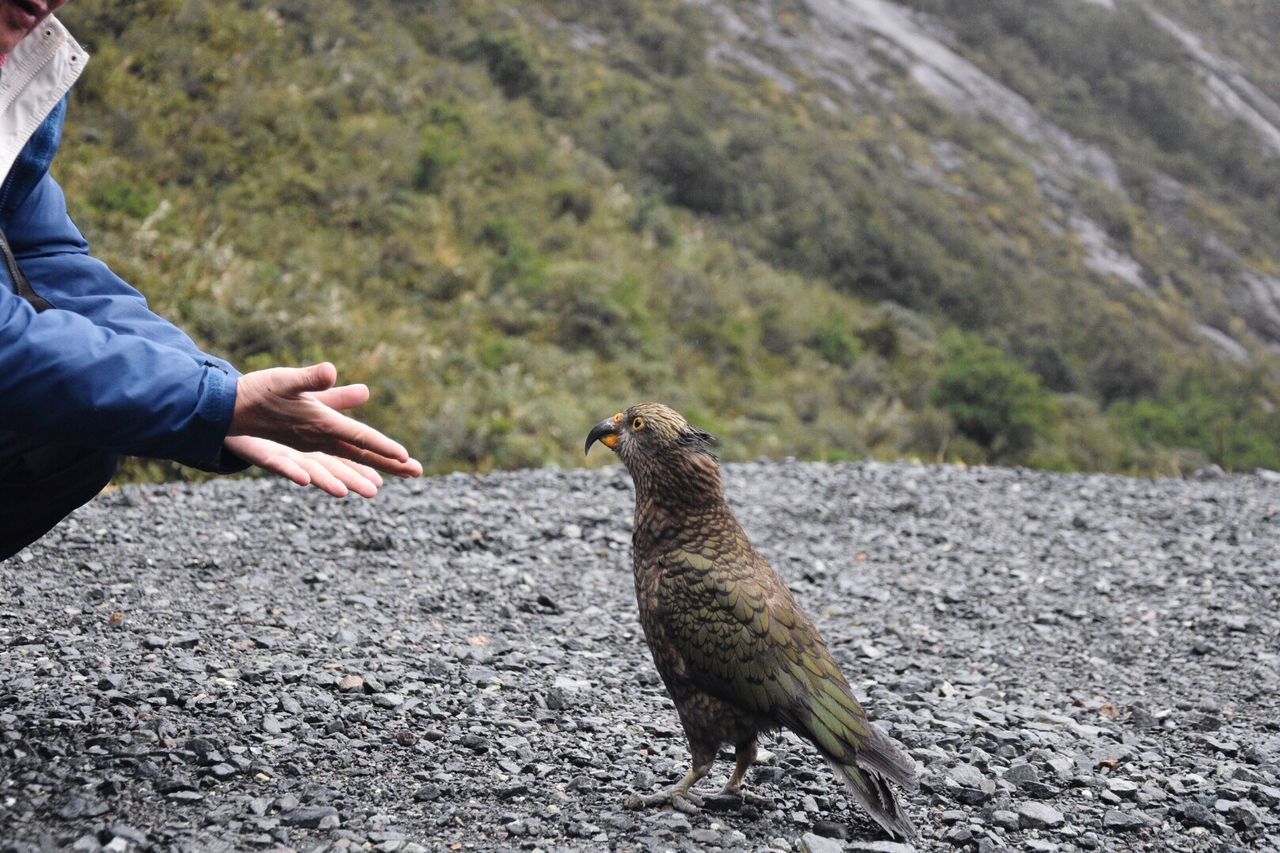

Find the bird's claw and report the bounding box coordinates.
[624,788,704,813]
[740,790,774,808]
[672,791,703,814]
[705,787,775,811]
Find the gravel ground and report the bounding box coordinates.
[2,460,1278,852]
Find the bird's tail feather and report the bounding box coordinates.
[827,757,917,841]
[857,724,920,793]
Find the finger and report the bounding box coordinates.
[331,439,423,477]
[319,412,412,464]
[255,453,313,488]
[276,362,339,397]
[309,384,371,411]
[346,459,384,486]
[311,454,380,498]
[294,455,350,498]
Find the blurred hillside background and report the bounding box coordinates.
[55,0,1280,477]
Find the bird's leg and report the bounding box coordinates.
[625,744,716,813]
[715,739,774,808]
[722,739,757,793]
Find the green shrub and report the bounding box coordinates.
[465,32,541,100]
[808,319,862,367]
[641,108,735,214]
[549,180,594,222]
[414,125,464,192]
[932,332,1055,461]
[1110,368,1280,471]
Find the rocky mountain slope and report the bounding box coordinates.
[698,0,1280,358]
[49,0,1280,475]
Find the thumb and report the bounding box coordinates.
[286,362,338,395]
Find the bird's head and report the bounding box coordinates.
[585,403,718,497]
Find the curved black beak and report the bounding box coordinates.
[585,416,621,455]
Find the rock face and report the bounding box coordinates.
[695,0,1280,355]
[2,461,1279,850]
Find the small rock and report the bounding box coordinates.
[107,825,148,846]
[279,805,340,828]
[690,828,722,845]
[659,812,692,834]
[1175,801,1218,830]
[946,763,996,804]
[460,733,488,752]
[1226,800,1262,832]
[846,843,916,853]
[1103,809,1148,832]
[96,674,124,691]
[798,834,842,853]
[1106,779,1138,798]
[1003,764,1040,786]
[1044,757,1074,780]
[812,819,848,840]
[339,674,364,692]
[1202,735,1239,756]
[412,784,441,802]
[1018,801,1065,829]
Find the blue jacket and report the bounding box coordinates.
[0,96,244,471]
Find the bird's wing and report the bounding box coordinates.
[659,546,915,790]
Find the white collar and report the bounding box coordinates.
[0,16,88,181]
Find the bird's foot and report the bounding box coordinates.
[624,787,705,814]
[704,786,775,811]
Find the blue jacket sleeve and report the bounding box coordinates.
[0,175,247,471]
[0,287,236,468]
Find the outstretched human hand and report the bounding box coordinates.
[227,363,422,495]
[223,436,386,497]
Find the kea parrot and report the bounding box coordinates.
[586,403,917,839]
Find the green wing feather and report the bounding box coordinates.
[660,547,869,752]
[655,544,918,838]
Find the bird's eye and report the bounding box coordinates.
[632,417,646,431]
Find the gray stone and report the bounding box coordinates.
[1106,778,1138,797]
[799,833,844,853]
[1018,801,1065,829]
[947,763,996,804]
[846,843,915,853]
[1003,763,1040,786]
[279,805,340,828]
[1175,801,1219,829]
[1103,809,1148,832]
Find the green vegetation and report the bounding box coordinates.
[931,332,1054,464]
[55,0,1280,479]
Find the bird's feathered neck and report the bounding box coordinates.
[629,446,724,516]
